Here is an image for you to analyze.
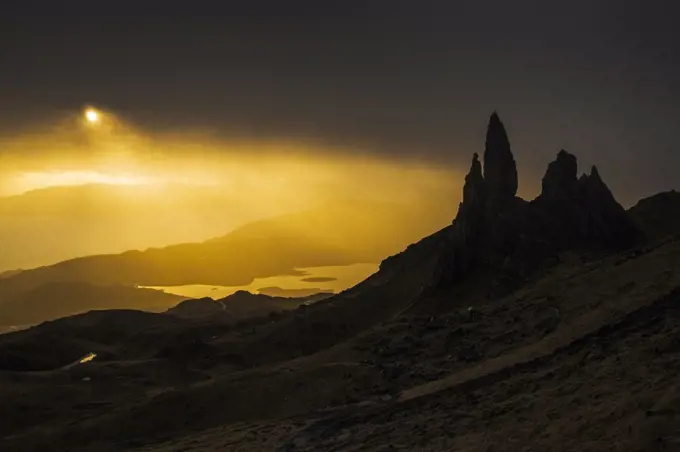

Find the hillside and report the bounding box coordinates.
[0,175,458,272]
[0,198,448,292]
[1,113,679,451]
[0,183,262,271]
[0,198,448,325]
[628,190,680,242]
[165,290,332,321]
[0,282,183,327]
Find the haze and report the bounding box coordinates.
[0,107,461,271]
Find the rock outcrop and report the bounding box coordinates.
[540,149,578,200]
[484,112,518,201]
[535,153,640,249]
[576,166,640,247]
[453,153,486,245]
[628,190,680,241]
[428,113,642,296]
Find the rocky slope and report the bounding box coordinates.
[628,189,680,242]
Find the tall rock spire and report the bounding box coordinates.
[453,152,487,241]
[462,152,485,208]
[424,113,641,296]
[483,112,518,200]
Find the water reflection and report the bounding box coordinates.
[144,263,378,299]
[79,352,97,364]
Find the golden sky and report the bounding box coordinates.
[0,107,463,271]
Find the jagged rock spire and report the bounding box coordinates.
[541,149,578,200]
[579,165,618,207]
[538,155,641,248]
[452,152,487,241]
[425,113,642,296]
[483,112,518,199]
[462,152,485,207]
[589,165,601,181]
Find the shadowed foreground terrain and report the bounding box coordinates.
[2,114,680,451]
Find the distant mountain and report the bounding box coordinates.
[0,198,450,324]
[0,282,183,327]
[0,270,22,280]
[0,183,292,271]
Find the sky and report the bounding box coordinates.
[2,0,679,205]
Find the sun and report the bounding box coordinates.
[84,108,100,124]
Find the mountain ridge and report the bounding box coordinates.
[0,198,449,325]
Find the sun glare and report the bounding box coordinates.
[17,170,157,192]
[85,108,100,124]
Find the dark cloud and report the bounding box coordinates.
[2,0,679,203]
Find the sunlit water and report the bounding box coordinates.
[143,263,379,299]
[79,352,97,364]
[0,264,379,335]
